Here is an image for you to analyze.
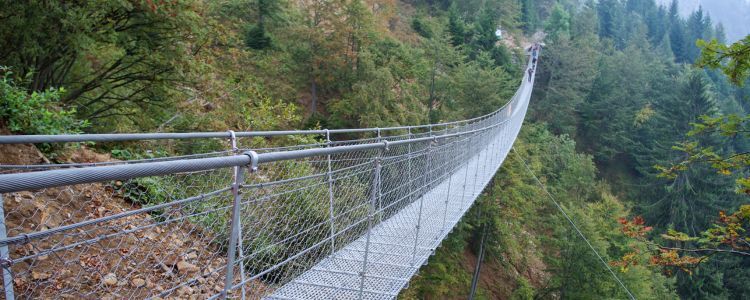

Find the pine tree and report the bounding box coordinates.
[519,0,537,33]
[544,3,570,41]
[244,0,285,50]
[473,6,498,52]
[685,7,711,63]
[635,70,738,233]
[447,4,466,46]
[668,0,689,62]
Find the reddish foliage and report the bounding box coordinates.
[618,216,653,238]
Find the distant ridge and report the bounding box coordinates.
[656,0,750,42]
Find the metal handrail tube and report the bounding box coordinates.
[0,117,506,193]
[0,150,233,170]
[0,155,249,193]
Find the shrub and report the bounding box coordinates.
[0,68,88,135]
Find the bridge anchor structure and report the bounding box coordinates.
[0,57,536,299]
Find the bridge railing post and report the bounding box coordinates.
[358,150,383,300]
[411,138,433,266]
[222,154,248,299]
[226,131,247,300]
[461,132,472,209]
[407,127,413,205]
[325,129,336,256]
[375,128,383,223]
[472,129,484,198]
[440,133,458,234]
[0,194,15,300]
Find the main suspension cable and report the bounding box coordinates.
[511,148,636,300]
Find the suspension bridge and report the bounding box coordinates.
[0,55,537,299]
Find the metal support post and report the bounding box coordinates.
[375,128,383,222]
[223,161,248,299]
[440,165,452,234]
[325,129,336,256]
[481,131,490,182]
[407,128,413,204]
[411,139,432,266]
[461,133,472,208]
[472,131,483,198]
[426,125,433,191]
[439,126,455,232]
[358,152,382,300]
[227,131,247,300]
[0,194,15,300]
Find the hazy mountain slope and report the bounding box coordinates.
[656,0,750,42]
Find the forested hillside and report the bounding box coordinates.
[405,0,750,298]
[1,0,749,299]
[655,0,750,42]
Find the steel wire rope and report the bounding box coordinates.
[512,148,636,300]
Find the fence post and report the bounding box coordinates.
[325,129,336,256]
[482,129,491,183]
[227,131,247,300]
[222,158,249,299]
[407,127,413,205]
[472,130,483,199]
[375,128,383,223]
[0,194,15,300]
[461,132,472,208]
[358,149,383,300]
[440,148,452,234]
[411,139,432,266]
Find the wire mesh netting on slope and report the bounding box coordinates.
[0,58,536,299]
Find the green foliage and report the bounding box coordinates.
[446,52,514,119]
[510,277,534,300]
[0,1,207,131]
[473,7,499,52]
[116,176,185,208]
[447,4,467,46]
[544,3,570,41]
[530,1,749,298]
[245,23,272,49]
[519,0,538,33]
[0,69,88,135]
[405,125,675,298]
[697,35,750,85]
[530,28,598,137]
[411,15,433,38]
[5,0,742,297]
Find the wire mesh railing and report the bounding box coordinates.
[0,56,537,299]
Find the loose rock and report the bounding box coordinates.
[176,260,199,274]
[131,278,146,288]
[31,270,51,281]
[102,273,118,286]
